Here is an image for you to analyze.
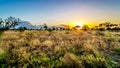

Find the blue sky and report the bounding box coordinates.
[0,0,120,26]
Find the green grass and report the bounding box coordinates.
[0,30,120,68]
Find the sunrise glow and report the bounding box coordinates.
[75,22,83,27]
[69,22,83,28]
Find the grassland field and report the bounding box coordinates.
[0,30,120,68]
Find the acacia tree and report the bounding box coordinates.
[104,22,111,27]
[99,22,111,28]
[10,17,20,28]
[82,25,89,31]
[4,16,20,29]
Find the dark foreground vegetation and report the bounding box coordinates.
[0,30,120,68]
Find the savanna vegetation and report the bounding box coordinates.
[0,17,120,68]
[0,17,20,29]
[0,30,120,68]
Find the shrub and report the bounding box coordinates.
[63,53,83,68]
[80,54,106,68]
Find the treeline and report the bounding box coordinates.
[92,22,120,31]
[73,22,120,31]
[0,17,120,31]
[0,16,20,29]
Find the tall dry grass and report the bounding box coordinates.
[0,30,120,68]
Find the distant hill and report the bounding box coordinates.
[10,21,45,30]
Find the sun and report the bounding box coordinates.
[75,22,83,27]
[69,22,83,27]
[69,22,83,29]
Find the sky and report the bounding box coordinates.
[0,0,120,27]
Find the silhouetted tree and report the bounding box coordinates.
[12,18,20,28]
[52,27,56,30]
[92,26,99,30]
[99,23,103,28]
[0,18,3,25]
[4,16,20,29]
[82,25,89,31]
[105,22,111,27]
[5,19,10,29]
[44,23,48,30]
[100,22,111,28]
[0,18,4,29]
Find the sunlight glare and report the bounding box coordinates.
[75,22,83,27]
